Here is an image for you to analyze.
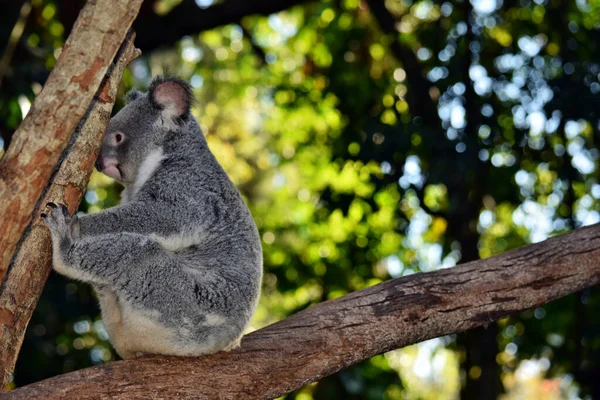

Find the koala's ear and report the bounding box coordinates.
[126,89,143,103]
[148,76,194,125]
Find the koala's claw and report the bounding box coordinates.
[43,203,78,242]
[45,202,69,216]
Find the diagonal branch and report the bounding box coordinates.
[0,0,143,284]
[0,28,141,392]
[0,33,140,390]
[5,223,600,399]
[364,0,438,123]
[0,1,32,89]
[240,25,267,65]
[134,0,314,52]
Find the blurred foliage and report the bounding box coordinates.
[1,0,600,398]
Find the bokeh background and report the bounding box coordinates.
[1,0,600,398]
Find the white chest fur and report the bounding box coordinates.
[122,148,165,203]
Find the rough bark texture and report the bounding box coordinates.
[0,0,143,282]
[6,223,600,400]
[0,33,140,389]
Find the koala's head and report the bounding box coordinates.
[95,76,195,184]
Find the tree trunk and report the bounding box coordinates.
[0,0,143,283]
[0,0,143,387]
[457,0,502,397]
[5,223,600,399]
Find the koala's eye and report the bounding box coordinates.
[114,132,124,145]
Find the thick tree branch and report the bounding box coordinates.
[0,0,143,283]
[0,31,141,390]
[133,0,313,52]
[6,223,600,399]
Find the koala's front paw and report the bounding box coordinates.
[42,203,81,278]
[41,202,79,243]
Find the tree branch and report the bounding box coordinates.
[0,23,141,392]
[6,223,600,399]
[240,25,267,65]
[133,0,314,53]
[0,0,143,283]
[0,1,32,89]
[364,0,438,123]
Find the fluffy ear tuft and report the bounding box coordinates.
[126,89,143,103]
[148,76,195,127]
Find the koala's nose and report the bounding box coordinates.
[95,158,103,171]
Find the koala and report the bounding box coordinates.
[42,76,263,359]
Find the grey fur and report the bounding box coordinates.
[43,76,263,358]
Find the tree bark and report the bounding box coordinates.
[5,223,600,399]
[0,0,143,283]
[0,30,141,390]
